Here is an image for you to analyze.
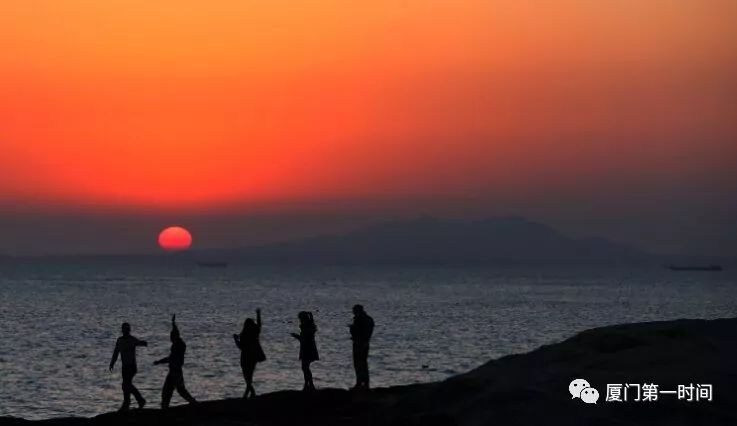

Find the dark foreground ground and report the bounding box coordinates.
[3,317,736,426]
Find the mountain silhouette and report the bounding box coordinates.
[200,217,647,265]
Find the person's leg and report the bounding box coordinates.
[161,373,175,409]
[121,369,132,410]
[306,361,315,390]
[130,384,145,408]
[360,344,370,388]
[352,346,361,388]
[128,368,146,408]
[301,360,314,390]
[121,365,144,409]
[241,364,249,399]
[352,345,369,389]
[301,360,308,389]
[359,354,369,388]
[245,362,256,398]
[176,382,197,403]
[174,370,197,404]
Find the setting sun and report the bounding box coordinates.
[158,226,193,251]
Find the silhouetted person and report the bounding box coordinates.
[290,311,318,391]
[154,315,197,409]
[109,322,147,411]
[233,308,266,399]
[350,304,374,390]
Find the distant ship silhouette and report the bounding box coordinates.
[668,265,722,271]
[197,261,229,268]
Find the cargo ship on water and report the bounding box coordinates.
[197,261,229,268]
[668,265,722,271]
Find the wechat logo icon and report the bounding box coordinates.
[569,378,599,404]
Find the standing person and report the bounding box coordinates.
[290,311,319,391]
[109,322,148,411]
[153,315,197,409]
[349,304,374,390]
[233,308,266,399]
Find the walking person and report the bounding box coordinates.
[349,304,374,390]
[109,322,147,411]
[290,311,319,391]
[233,308,266,398]
[153,315,197,408]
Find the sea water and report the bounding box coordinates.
[1,262,735,419]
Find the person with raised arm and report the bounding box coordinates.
[109,322,147,411]
[290,311,319,391]
[153,315,197,408]
[233,308,266,398]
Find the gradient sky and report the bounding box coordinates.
[1,1,736,256]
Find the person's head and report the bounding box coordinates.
[298,311,312,324]
[353,304,365,316]
[121,322,131,336]
[242,318,256,334]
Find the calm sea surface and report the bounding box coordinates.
[1,262,735,419]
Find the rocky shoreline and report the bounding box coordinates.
[3,317,736,425]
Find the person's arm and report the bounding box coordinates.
[290,332,301,341]
[153,356,170,366]
[135,337,148,347]
[233,334,241,348]
[109,341,119,372]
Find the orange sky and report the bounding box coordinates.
[1,0,736,214]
